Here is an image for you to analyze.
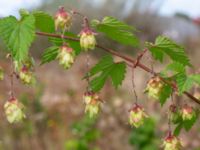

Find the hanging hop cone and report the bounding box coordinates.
[169,104,180,123]
[129,103,148,128]
[79,28,96,51]
[57,45,75,69]
[181,104,196,121]
[19,66,34,85]
[55,6,72,31]
[4,97,26,123]
[144,76,164,100]
[83,91,101,118]
[163,132,182,150]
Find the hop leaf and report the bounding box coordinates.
[146,36,191,66]
[0,14,35,62]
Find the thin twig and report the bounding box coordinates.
[35,31,200,105]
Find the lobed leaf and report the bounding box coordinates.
[91,16,139,47]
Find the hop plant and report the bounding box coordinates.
[79,28,96,51]
[83,91,101,118]
[181,104,196,121]
[129,103,148,128]
[145,76,164,100]
[4,97,26,123]
[194,92,200,100]
[19,66,34,84]
[55,6,72,30]
[163,132,182,150]
[57,45,75,69]
[0,66,4,80]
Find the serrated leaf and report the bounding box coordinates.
[0,15,35,62]
[49,32,81,55]
[41,46,59,64]
[33,11,55,33]
[88,55,126,92]
[183,115,197,131]
[159,84,172,106]
[110,62,126,88]
[176,73,200,94]
[91,16,139,47]
[147,36,190,66]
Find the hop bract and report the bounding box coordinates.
[181,104,196,121]
[19,66,34,84]
[55,7,72,30]
[129,104,148,128]
[83,91,101,118]
[79,28,96,51]
[57,45,75,69]
[0,66,4,80]
[145,76,164,100]
[169,104,179,123]
[4,97,26,123]
[163,133,182,150]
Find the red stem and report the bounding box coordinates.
[35,31,200,105]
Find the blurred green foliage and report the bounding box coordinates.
[129,119,159,150]
[64,116,101,150]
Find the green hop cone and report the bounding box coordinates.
[0,66,4,80]
[4,97,26,123]
[144,76,164,100]
[163,132,182,150]
[55,6,72,31]
[169,104,180,123]
[57,45,75,69]
[19,66,34,85]
[83,92,101,118]
[181,104,196,121]
[79,28,96,51]
[129,104,148,128]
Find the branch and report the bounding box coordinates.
[35,31,200,105]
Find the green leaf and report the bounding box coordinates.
[176,73,200,94]
[174,124,182,136]
[0,15,35,62]
[147,36,190,66]
[91,16,139,47]
[183,115,197,131]
[88,55,126,92]
[49,32,81,55]
[33,11,55,33]
[159,84,172,106]
[41,46,59,65]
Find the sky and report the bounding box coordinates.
[0,0,200,18]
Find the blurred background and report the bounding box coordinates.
[0,0,200,150]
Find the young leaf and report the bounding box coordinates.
[33,11,55,33]
[91,16,139,47]
[146,36,190,66]
[88,55,126,92]
[0,15,35,62]
[41,46,59,64]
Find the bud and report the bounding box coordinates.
[83,91,101,118]
[144,76,164,100]
[163,132,182,150]
[55,7,72,31]
[19,66,34,84]
[79,28,96,51]
[129,104,148,128]
[0,66,4,80]
[181,104,196,121]
[57,45,75,69]
[4,97,26,123]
